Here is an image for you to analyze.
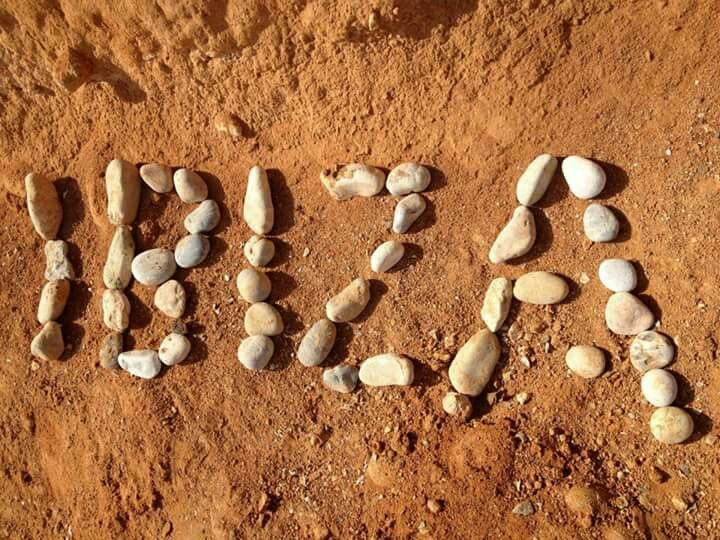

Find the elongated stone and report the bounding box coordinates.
[515,154,557,206]
[184,199,220,233]
[244,302,284,336]
[298,319,336,367]
[25,172,62,240]
[131,248,176,286]
[322,365,359,393]
[386,162,431,196]
[30,321,64,361]
[513,271,568,305]
[370,240,404,272]
[44,240,75,280]
[139,163,173,193]
[237,335,274,370]
[448,329,500,396]
[583,204,619,242]
[102,289,130,332]
[489,206,536,263]
[321,164,385,200]
[37,279,70,323]
[359,353,414,386]
[99,332,122,369]
[118,350,162,379]
[244,235,275,267]
[392,193,426,233]
[153,279,186,318]
[481,277,512,332]
[103,226,134,289]
[243,165,274,234]
[105,159,140,225]
[325,277,370,323]
[173,168,208,203]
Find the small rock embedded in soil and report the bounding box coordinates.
[102,289,130,332]
[118,350,162,379]
[650,406,694,444]
[175,234,210,268]
[154,279,186,318]
[298,318,337,367]
[598,259,636,292]
[321,164,385,200]
[641,369,678,407]
[244,302,284,336]
[481,277,513,332]
[131,248,176,286]
[565,345,606,379]
[326,277,371,323]
[25,172,62,240]
[30,321,64,361]
[605,292,655,335]
[370,240,404,272]
[236,268,272,303]
[37,279,70,323]
[184,199,220,234]
[515,154,558,206]
[564,485,601,517]
[583,204,620,242]
[99,332,122,369]
[237,335,274,370]
[214,112,246,137]
[105,158,141,225]
[44,240,75,280]
[386,162,431,196]
[630,331,674,373]
[103,225,135,289]
[513,271,568,305]
[159,333,191,366]
[489,206,536,264]
[562,156,607,199]
[173,168,208,203]
[139,163,173,193]
[392,193,427,233]
[243,165,274,235]
[512,500,535,517]
[243,235,275,267]
[359,353,414,386]
[322,365,358,393]
[442,392,472,420]
[448,329,500,396]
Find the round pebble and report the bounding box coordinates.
[650,406,694,444]
[326,277,370,323]
[448,329,500,396]
[583,203,619,242]
[118,350,162,379]
[442,392,472,420]
[243,165,274,234]
[131,248,176,286]
[298,318,337,367]
[370,240,404,272]
[30,321,64,361]
[103,226,135,289]
[359,353,414,387]
[565,345,605,379]
[105,159,141,225]
[244,302,284,336]
[386,162,431,196]
[630,331,674,373]
[184,199,221,233]
[237,335,274,370]
[244,235,275,267]
[392,193,427,233]
[641,369,678,407]
[236,268,271,303]
[37,279,70,324]
[515,154,558,206]
[481,277,513,332]
[99,332,122,369]
[320,163,385,200]
[175,234,210,268]
[562,156,606,199]
[139,163,173,193]
[158,333,191,366]
[25,172,62,240]
[154,280,186,318]
[489,206,536,264]
[44,240,75,280]
[102,289,130,332]
[173,168,208,203]
[598,259,637,292]
[605,292,655,335]
[513,271,569,305]
[322,365,359,393]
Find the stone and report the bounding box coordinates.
[244,302,284,336]
[236,268,271,303]
[105,158,141,225]
[298,319,337,367]
[605,292,655,335]
[173,168,208,203]
[641,369,678,407]
[154,280,186,318]
[370,240,404,272]
[25,172,62,240]
[184,199,220,233]
[243,235,275,267]
[515,154,558,206]
[386,162,431,196]
[650,407,694,444]
[513,271,569,305]
[99,332,122,369]
[481,277,513,332]
[326,277,371,323]
[562,156,606,199]
[320,164,385,200]
[118,350,162,379]
[30,321,64,361]
[214,112,245,137]
[392,193,427,233]
[158,333,191,366]
[174,234,210,268]
[630,331,674,373]
[565,345,605,379]
[442,392,472,420]
[448,329,500,396]
[565,485,601,516]
[598,259,636,292]
[583,204,619,242]
[359,353,414,386]
[103,226,134,289]
[102,289,130,332]
[139,163,173,193]
[489,206,536,263]
[44,240,75,280]
[37,279,70,323]
[322,365,359,393]
[512,501,535,517]
[243,165,274,234]
[237,335,274,370]
[131,248,176,286]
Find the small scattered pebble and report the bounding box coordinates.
[237,335,274,370]
[154,279,186,318]
[118,350,162,379]
[99,332,122,369]
[298,318,337,367]
[565,345,606,379]
[630,331,675,373]
[320,163,385,200]
[173,168,208,203]
[515,154,558,206]
[370,240,404,272]
[562,156,606,199]
[30,321,64,361]
[442,392,472,420]
[37,279,70,323]
[512,500,535,517]
[105,158,141,225]
[489,206,536,264]
[326,277,371,323]
[322,365,358,393]
[359,353,414,386]
[448,329,501,396]
[174,234,210,268]
[243,235,275,267]
[605,292,655,335]
[236,268,272,303]
[515,391,530,404]
[131,248,176,286]
[158,333,191,366]
[513,271,569,305]
[102,289,130,332]
[598,259,637,292]
[103,226,135,289]
[243,165,274,234]
[650,406,694,444]
[44,240,75,280]
[244,302,284,336]
[184,199,221,234]
[481,277,513,332]
[641,369,678,407]
[392,193,427,233]
[25,172,62,240]
[139,163,173,193]
[386,162,431,196]
[583,203,620,242]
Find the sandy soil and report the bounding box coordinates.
[1,1,720,538]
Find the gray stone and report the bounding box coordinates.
[184,199,221,234]
[583,204,619,242]
[131,248,176,286]
[322,365,359,393]
[174,234,210,268]
[237,335,274,370]
[99,332,122,369]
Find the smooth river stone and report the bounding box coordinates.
[481,277,512,332]
[370,240,404,272]
[359,353,414,387]
[561,156,606,199]
[139,163,173,193]
[236,268,271,303]
[175,234,210,268]
[105,159,140,225]
[298,318,336,367]
[158,333,191,366]
[131,248,176,286]
[650,406,694,444]
[565,345,605,379]
[37,279,70,323]
[605,292,655,335]
[237,335,274,370]
[326,277,371,323]
[30,321,64,361]
[322,365,359,393]
[630,331,674,373]
[515,154,558,206]
[103,226,135,289]
[99,332,122,369]
[641,369,678,407]
[173,168,208,203]
[243,165,274,235]
[44,240,75,280]
[583,204,619,242]
[386,162,431,196]
[25,172,62,240]
[513,271,569,305]
[118,350,162,379]
[244,302,284,336]
[153,280,186,318]
[598,259,636,292]
[448,329,500,396]
[392,193,427,233]
[243,235,275,267]
[489,206,536,263]
[102,289,130,332]
[184,199,220,234]
[321,163,385,200]
[442,392,472,420]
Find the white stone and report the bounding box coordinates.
[359,353,414,386]
[448,329,500,396]
[153,280,186,318]
[30,321,64,361]
[44,240,75,280]
[244,302,284,336]
[605,292,655,335]
[158,333,191,366]
[325,277,370,323]
[103,226,134,289]
[513,271,569,305]
[322,365,358,393]
[481,277,512,332]
[650,407,694,444]
[562,156,606,199]
[321,164,385,200]
[236,268,271,303]
[184,199,220,234]
[37,279,70,323]
[25,172,62,240]
[105,159,140,225]
[131,248,176,286]
[583,204,619,242]
[442,392,472,420]
[515,154,558,205]
[630,331,674,373]
[243,165,274,234]
[386,162,431,196]
[392,193,426,233]
[489,206,536,263]
[565,345,605,379]
[118,350,162,379]
[173,168,208,203]
[237,335,274,370]
[598,259,637,292]
[243,235,275,267]
[370,240,404,272]
[641,369,678,407]
[298,319,336,367]
[139,163,173,193]
[175,234,210,268]
[102,289,130,332]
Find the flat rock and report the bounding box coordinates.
[44,240,75,280]
[481,277,513,332]
[175,234,210,268]
[30,321,64,361]
[103,226,134,289]
[102,289,130,332]
[565,345,605,379]
[605,292,655,335]
[448,329,500,396]
[25,172,62,240]
[326,277,370,323]
[359,353,414,386]
[298,318,336,367]
[244,235,275,267]
[630,331,674,373]
[184,199,221,234]
[650,406,693,444]
[598,259,636,292]
[244,302,284,336]
[243,165,274,234]
[386,162,431,196]
[321,164,385,200]
[442,392,472,420]
[236,268,271,303]
[37,279,70,323]
[370,240,404,272]
[489,206,536,263]
[159,333,191,366]
[392,193,426,233]
[131,248,176,286]
[154,280,186,318]
[513,271,568,305]
[583,204,619,242]
[562,156,606,199]
[99,332,122,369]
[516,154,558,205]
[641,369,677,407]
[322,365,358,393]
[139,163,173,193]
[118,350,162,379]
[173,168,208,203]
[237,335,274,370]
[106,159,140,225]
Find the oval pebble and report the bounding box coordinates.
[583,203,619,242]
[244,302,284,336]
[105,159,140,225]
[139,163,173,193]
[321,164,385,200]
[565,345,605,379]
[159,333,191,366]
[442,392,472,420]
[103,225,135,289]
[481,277,512,332]
[322,365,358,393]
[30,321,64,361]
[326,277,370,323]
[131,248,176,286]
[99,332,122,369]
[37,279,70,324]
[513,271,569,305]
[243,235,275,267]
[243,165,274,234]
[489,206,536,264]
[184,199,220,234]
[515,154,558,206]
[44,240,75,280]
[153,279,186,318]
[630,331,674,373]
[359,353,414,387]
[562,156,606,199]
[173,169,208,203]
[605,292,655,335]
[236,268,271,303]
[175,234,210,268]
[650,406,694,444]
[102,289,130,332]
[237,335,274,370]
[598,259,636,292]
[118,350,162,379]
[298,319,337,367]
[386,162,431,196]
[393,194,426,235]
[641,369,678,407]
[370,240,404,272]
[448,329,500,396]
[25,172,62,240]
